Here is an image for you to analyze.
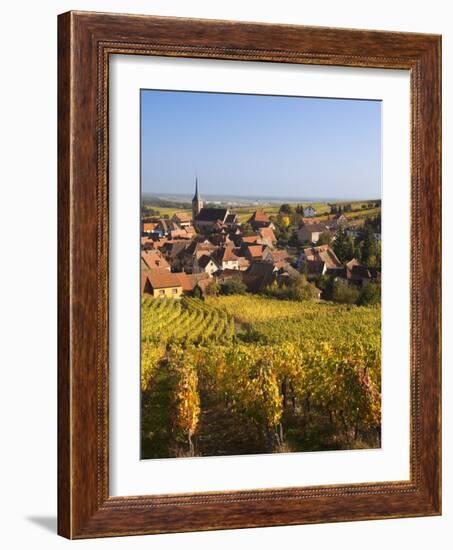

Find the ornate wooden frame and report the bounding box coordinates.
[58,11,441,539]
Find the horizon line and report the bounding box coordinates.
[142,191,381,202]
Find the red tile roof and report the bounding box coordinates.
[142,222,157,232]
[141,251,170,270]
[247,245,265,258]
[242,235,260,244]
[174,272,192,292]
[146,269,182,290]
[248,210,270,223]
[172,212,192,222]
[151,238,168,249]
[216,245,239,262]
[258,226,277,242]
[267,249,289,263]
[169,229,191,240]
[303,245,342,269]
[175,272,210,292]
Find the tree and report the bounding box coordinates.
[332,229,355,263]
[264,274,318,302]
[281,216,291,228]
[365,213,381,233]
[288,231,300,247]
[221,276,247,295]
[279,203,293,214]
[317,231,332,246]
[290,276,319,301]
[331,279,359,304]
[359,226,379,267]
[204,279,221,296]
[192,285,203,299]
[357,283,381,306]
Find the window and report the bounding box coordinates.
[159,290,165,296]
[171,288,178,294]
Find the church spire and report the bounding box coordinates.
[193,176,199,200]
[192,176,203,222]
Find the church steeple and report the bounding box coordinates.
[192,177,203,221]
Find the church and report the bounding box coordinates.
[191,178,238,232]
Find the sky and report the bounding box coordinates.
[141,89,381,201]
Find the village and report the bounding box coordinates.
[140,179,381,305]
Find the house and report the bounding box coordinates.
[141,250,170,271]
[160,240,190,271]
[244,244,267,261]
[303,205,317,217]
[297,223,331,244]
[172,212,192,228]
[142,269,183,298]
[175,272,210,295]
[153,219,178,237]
[185,226,197,237]
[331,213,348,226]
[277,264,318,291]
[214,269,246,285]
[209,233,232,246]
[257,226,277,248]
[242,262,277,293]
[214,245,240,270]
[183,239,218,272]
[193,254,219,276]
[141,236,156,250]
[247,210,273,230]
[194,207,230,232]
[211,219,228,234]
[262,248,289,265]
[169,228,192,240]
[345,258,373,287]
[304,260,327,277]
[241,235,261,245]
[141,272,153,295]
[142,221,158,235]
[275,262,300,280]
[298,245,343,271]
[225,212,239,229]
[142,234,168,250]
[237,257,251,271]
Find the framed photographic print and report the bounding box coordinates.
[58,11,441,539]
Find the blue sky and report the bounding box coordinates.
[141,90,381,200]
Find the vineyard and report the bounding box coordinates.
[141,295,381,459]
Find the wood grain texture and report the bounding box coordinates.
[57,11,442,539]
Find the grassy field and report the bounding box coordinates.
[141,294,381,459]
[141,199,379,224]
